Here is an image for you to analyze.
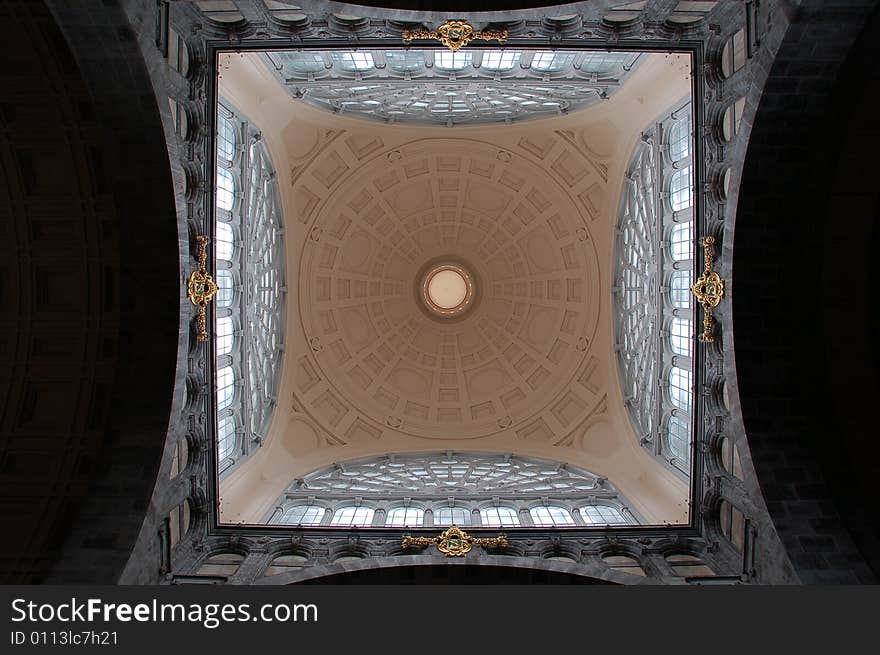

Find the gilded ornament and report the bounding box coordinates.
[402,20,508,52]
[402,525,508,557]
[690,236,726,342]
[187,236,218,342]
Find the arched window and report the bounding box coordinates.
[666,415,690,467]
[217,115,236,162]
[434,506,471,526]
[213,100,286,476]
[216,367,234,411]
[331,51,374,71]
[670,221,693,261]
[276,505,325,526]
[215,220,234,261]
[615,100,695,477]
[280,52,325,73]
[217,415,236,461]
[531,51,574,72]
[434,51,472,71]
[670,317,693,358]
[668,112,691,161]
[670,167,692,211]
[215,316,234,356]
[669,367,693,413]
[481,50,519,71]
[530,506,575,527]
[330,506,375,527]
[385,51,425,71]
[480,506,520,527]
[579,505,628,525]
[215,269,234,307]
[262,49,640,125]
[386,507,424,527]
[265,453,637,527]
[216,167,235,211]
[670,270,692,308]
[579,52,635,75]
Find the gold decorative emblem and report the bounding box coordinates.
[187,235,218,342]
[402,20,508,52]
[690,236,726,342]
[402,525,508,557]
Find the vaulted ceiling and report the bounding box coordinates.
[217,50,692,525]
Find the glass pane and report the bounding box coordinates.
[668,113,691,161]
[666,415,691,464]
[480,506,519,527]
[283,52,325,73]
[216,167,235,211]
[669,366,693,413]
[482,50,519,71]
[434,51,472,71]
[670,317,693,357]
[331,52,374,72]
[330,506,374,526]
[434,507,470,526]
[386,507,424,527]
[278,505,325,526]
[216,220,234,261]
[579,505,628,525]
[217,416,235,461]
[579,52,631,75]
[530,51,574,72]
[670,221,693,261]
[385,51,425,71]
[216,269,234,307]
[530,506,575,527]
[216,366,235,411]
[670,166,692,211]
[670,270,692,308]
[215,315,233,356]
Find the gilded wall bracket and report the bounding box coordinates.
[402,20,508,52]
[187,235,218,342]
[690,236,726,342]
[402,525,508,557]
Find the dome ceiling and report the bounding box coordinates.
[300,137,602,440]
[216,49,693,526]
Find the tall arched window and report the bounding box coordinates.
[213,101,286,475]
[274,505,325,526]
[330,506,375,527]
[262,48,641,125]
[434,506,471,526]
[614,100,695,476]
[480,506,520,527]
[386,507,424,527]
[530,506,575,527]
[579,505,628,525]
[265,453,640,528]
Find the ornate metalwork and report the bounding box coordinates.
[187,236,218,342]
[691,236,726,342]
[402,20,508,52]
[402,525,508,557]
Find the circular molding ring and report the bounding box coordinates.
[415,257,480,322]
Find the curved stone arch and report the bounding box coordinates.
[253,553,648,585]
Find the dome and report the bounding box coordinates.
[215,49,694,527]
